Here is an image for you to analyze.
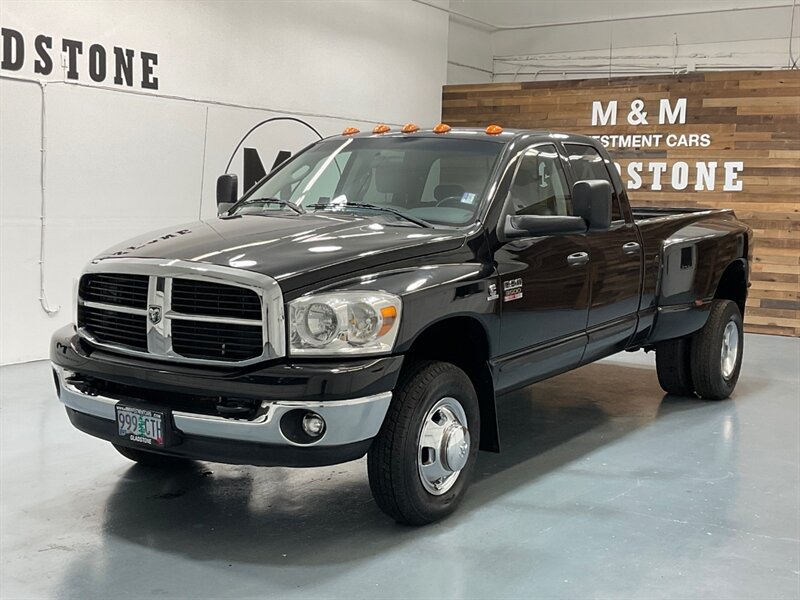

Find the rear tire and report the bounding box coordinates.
[113,444,193,468]
[690,300,744,400]
[367,360,480,525]
[655,337,695,396]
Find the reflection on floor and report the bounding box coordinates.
[1,334,798,599]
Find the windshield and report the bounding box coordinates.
[232,136,503,227]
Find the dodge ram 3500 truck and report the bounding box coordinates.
[51,125,752,524]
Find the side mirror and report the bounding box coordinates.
[503,214,587,240]
[572,180,612,230]
[216,174,239,215]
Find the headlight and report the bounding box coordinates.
[288,291,401,355]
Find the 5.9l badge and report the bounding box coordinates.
[503,278,523,302]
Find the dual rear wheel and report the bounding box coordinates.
[656,299,744,400]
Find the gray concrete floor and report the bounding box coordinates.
[1,334,798,600]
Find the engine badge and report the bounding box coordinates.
[503,278,523,302]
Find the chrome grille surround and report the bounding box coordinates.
[76,258,285,365]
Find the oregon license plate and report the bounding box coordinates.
[115,405,166,447]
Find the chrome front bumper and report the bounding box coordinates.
[53,365,392,448]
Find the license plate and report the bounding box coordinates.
[115,405,166,447]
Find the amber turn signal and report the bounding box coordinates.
[373,124,391,134]
[401,123,420,133]
[378,306,398,337]
[341,127,360,136]
[433,123,451,134]
[485,124,504,135]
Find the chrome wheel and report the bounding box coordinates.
[417,397,470,496]
[720,320,740,380]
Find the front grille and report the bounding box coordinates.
[79,273,149,308]
[76,265,274,365]
[171,278,261,320]
[77,305,148,351]
[171,320,263,361]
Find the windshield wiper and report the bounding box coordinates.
[305,202,431,228]
[239,197,305,215]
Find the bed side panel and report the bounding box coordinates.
[631,210,750,345]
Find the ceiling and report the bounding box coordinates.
[443,0,792,29]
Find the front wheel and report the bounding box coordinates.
[367,360,480,525]
[690,299,744,400]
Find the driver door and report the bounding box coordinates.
[494,143,591,392]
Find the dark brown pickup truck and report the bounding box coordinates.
[52,126,752,524]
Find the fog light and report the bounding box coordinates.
[302,412,325,437]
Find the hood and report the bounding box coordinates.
[96,213,466,291]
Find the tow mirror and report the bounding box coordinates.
[216,174,238,215]
[503,214,587,240]
[572,180,612,230]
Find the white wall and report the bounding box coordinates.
[445,0,796,83]
[447,19,492,84]
[0,0,449,364]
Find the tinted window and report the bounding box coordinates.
[508,144,571,217]
[565,144,623,221]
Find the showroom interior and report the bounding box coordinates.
[0,0,798,598]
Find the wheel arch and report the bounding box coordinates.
[714,258,748,316]
[404,316,499,453]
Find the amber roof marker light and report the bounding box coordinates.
[433,123,452,134]
[341,127,360,136]
[401,123,420,133]
[485,124,504,135]
[373,124,391,134]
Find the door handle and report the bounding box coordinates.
[567,251,590,267]
[622,241,641,255]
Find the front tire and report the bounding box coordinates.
[367,360,480,525]
[690,299,744,400]
[113,444,193,468]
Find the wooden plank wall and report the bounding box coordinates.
[442,70,800,337]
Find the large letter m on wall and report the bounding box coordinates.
[591,100,618,126]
